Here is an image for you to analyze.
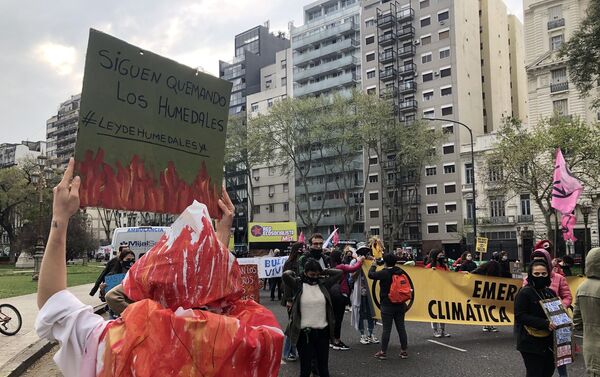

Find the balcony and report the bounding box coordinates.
[379,68,397,81]
[518,215,534,223]
[294,56,359,82]
[401,232,422,241]
[405,213,422,222]
[397,8,414,23]
[478,216,516,225]
[379,50,396,64]
[377,13,396,29]
[462,183,473,191]
[378,33,397,46]
[294,72,360,97]
[294,22,358,49]
[399,99,418,113]
[464,218,474,225]
[221,68,245,81]
[398,45,416,59]
[380,86,399,99]
[398,63,416,76]
[294,38,359,65]
[547,18,565,30]
[550,81,569,93]
[397,25,415,40]
[399,81,417,94]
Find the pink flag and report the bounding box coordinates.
[561,213,577,242]
[323,227,338,248]
[551,148,583,214]
[333,226,340,246]
[298,232,305,244]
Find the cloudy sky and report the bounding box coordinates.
[0,0,523,144]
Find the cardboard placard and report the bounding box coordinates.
[539,297,574,367]
[239,264,260,303]
[104,273,126,293]
[75,29,232,216]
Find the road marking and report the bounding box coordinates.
[574,335,583,339]
[427,339,467,352]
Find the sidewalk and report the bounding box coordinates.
[0,283,103,374]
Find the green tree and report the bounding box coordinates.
[560,0,600,108]
[488,116,600,237]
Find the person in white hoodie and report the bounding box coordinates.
[350,242,379,345]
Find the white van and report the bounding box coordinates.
[110,226,170,260]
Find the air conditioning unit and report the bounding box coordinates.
[269,193,274,198]
[434,72,440,76]
[253,176,260,181]
[440,21,446,25]
[414,40,420,45]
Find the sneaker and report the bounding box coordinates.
[490,326,499,332]
[286,354,297,362]
[374,351,387,360]
[433,331,442,338]
[367,335,380,344]
[482,326,490,332]
[332,341,350,351]
[441,332,451,338]
[329,342,334,348]
[399,351,408,359]
[360,335,370,344]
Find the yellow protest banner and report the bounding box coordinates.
[475,237,488,253]
[248,222,297,243]
[363,262,586,326]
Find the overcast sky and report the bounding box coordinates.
[0,0,523,144]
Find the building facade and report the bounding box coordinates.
[46,94,80,170]
[219,25,290,247]
[0,141,46,168]
[290,0,365,240]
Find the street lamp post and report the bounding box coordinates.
[423,118,477,247]
[581,203,592,275]
[32,155,49,281]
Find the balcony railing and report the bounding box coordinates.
[294,38,359,65]
[379,68,397,81]
[464,218,474,225]
[518,215,534,223]
[399,81,417,94]
[548,18,565,30]
[550,81,569,93]
[398,45,416,59]
[377,13,396,29]
[380,86,398,99]
[378,33,396,46]
[478,216,516,225]
[398,63,416,76]
[294,72,360,97]
[294,56,358,82]
[399,99,418,112]
[293,22,358,49]
[397,8,414,23]
[401,232,422,241]
[379,50,396,63]
[397,25,415,40]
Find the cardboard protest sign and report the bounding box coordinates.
[364,263,586,326]
[475,237,488,253]
[239,264,260,303]
[539,298,575,366]
[257,256,288,278]
[75,29,232,216]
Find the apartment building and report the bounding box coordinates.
[361,0,520,257]
[246,48,296,223]
[0,141,46,168]
[46,94,80,170]
[290,0,364,240]
[219,25,290,246]
[508,14,529,122]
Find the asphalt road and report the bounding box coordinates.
[22,290,587,377]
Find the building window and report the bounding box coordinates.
[444,184,456,193]
[441,86,452,96]
[520,194,531,215]
[268,166,275,176]
[421,35,431,45]
[367,70,376,79]
[268,185,275,195]
[281,59,287,70]
[425,166,437,176]
[489,164,503,181]
[443,164,455,174]
[423,72,433,82]
[366,52,375,62]
[423,109,434,118]
[365,19,375,28]
[426,186,437,195]
[369,192,379,201]
[439,30,450,40]
[440,48,450,59]
[440,67,451,77]
[369,174,379,183]
[446,223,458,233]
[281,77,287,87]
[428,224,439,234]
[442,125,453,134]
[369,156,378,165]
[422,53,432,64]
[367,87,376,95]
[441,105,453,116]
[490,196,506,217]
[465,163,474,184]
[427,205,438,214]
[370,227,380,236]
[438,11,449,22]
[551,68,567,83]
[553,99,568,115]
[251,103,259,112]
[283,183,289,192]
[265,79,272,89]
[423,90,434,101]
[366,35,375,45]
[420,0,429,9]
[551,34,564,50]
[283,202,289,212]
[445,203,457,213]
[442,144,455,154]
[253,205,260,214]
[268,204,275,213]
[548,5,562,21]
[369,209,380,219]
[267,99,274,108]
[420,17,431,28]
[466,199,474,219]
[252,168,260,178]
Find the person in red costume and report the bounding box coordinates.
[35,158,284,377]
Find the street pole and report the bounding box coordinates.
[424,118,477,252]
[581,204,591,275]
[32,156,47,281]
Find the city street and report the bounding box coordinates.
[20,288,587,376]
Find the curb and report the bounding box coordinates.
[0,304,107,377]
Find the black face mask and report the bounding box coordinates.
[437,257,446,262]
[528,275,551,289]
[302,274,320,285]
[309,249,322,259]
[121,260,134,270]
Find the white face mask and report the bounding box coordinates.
[466,255,473,261]
[502,256,508,261]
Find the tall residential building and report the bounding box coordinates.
[290,0,364,240]
[361,0,520,257]
[219,25,290,246]
[508,14,529,122]
[46,94,80,169]
[246,48,296,224]
[0,141,46,168]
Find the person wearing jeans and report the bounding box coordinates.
[368,253,409,360]
[350,242,379,345]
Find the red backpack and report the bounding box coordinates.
[388,273,412,304]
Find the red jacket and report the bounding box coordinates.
[333,260,363,296]
[523,249,572,308]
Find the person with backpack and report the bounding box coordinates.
[368,253,410,360]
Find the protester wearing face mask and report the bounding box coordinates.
[499,251,512,278]
[514,260,557,377]
[299,234,330,274]
[425,249,450,337]
[458,252,477,273]
[282,259,342,377]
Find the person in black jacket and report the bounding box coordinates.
[472,259,502,333]
[281,242,304,362]
[89,245,129,299]
[458,252,477,273]
[368,253,409,360]
[514,260,558,377]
